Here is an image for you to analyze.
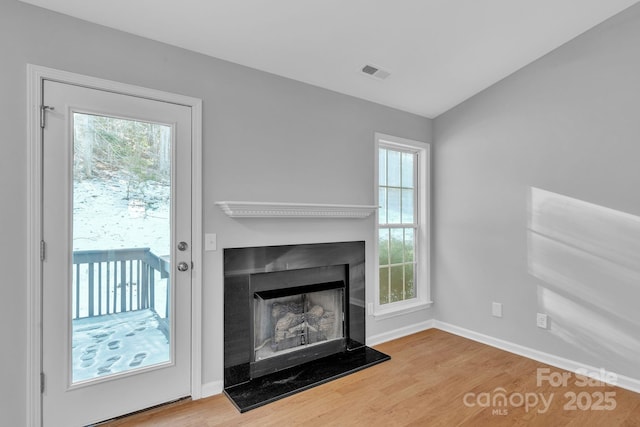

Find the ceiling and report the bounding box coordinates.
[20,0,640,118]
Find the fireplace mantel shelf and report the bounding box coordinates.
[215,201,377,219]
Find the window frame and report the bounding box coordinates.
[374,133,431,318]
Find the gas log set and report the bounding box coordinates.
[260,299,337,354]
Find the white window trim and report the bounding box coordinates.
[373,133,432,318]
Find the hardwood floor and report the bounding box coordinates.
[102,329,640,426]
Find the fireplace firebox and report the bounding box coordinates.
[223,241,390,412]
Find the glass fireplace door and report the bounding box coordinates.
[253,282,344,362]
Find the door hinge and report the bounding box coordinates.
[40,105,54,129]
[40,240,46,261]
[41,372,45,393]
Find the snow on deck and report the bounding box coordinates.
[72,309,170,383]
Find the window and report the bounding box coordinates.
[375,133,430,315]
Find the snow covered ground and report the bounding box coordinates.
[73,175,170,255]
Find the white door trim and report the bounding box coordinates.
[26,64,203,426]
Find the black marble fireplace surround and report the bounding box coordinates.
[223,241,390,412]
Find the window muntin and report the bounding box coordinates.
[375,134,430,313]
[378,147,417,304]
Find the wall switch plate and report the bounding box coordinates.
[205,233,217,251]
[492,302,503,318]
[537,313,548,329]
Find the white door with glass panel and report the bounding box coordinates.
[41,80,192,426]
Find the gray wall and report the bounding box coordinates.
[433,4,640,380]
[7,0,639,424]
[0,1,431,425]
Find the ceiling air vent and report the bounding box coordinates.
[361,64,390,80]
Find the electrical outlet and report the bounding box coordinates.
[492,302,503,318]
[537,313,548,329]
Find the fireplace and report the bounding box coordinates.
[252,270,345,375]
[223,241,390,412]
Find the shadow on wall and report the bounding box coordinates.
[527,187,640,370]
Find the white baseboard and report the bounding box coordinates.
[200,380,224,399]
[200,319,640,400]
[434,320,640,395]
[367,319,434,347]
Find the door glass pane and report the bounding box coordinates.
[71,113,172,384]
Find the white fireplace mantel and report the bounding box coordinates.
[215,201,378,219]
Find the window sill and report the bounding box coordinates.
[373,300,433,320]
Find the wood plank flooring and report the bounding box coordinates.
[102,329,640,426]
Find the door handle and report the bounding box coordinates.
[177,261,189,272]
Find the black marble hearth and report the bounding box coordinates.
[223,241,390,412]
[224,346,389,412]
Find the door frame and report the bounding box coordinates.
[26,64,203,427]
